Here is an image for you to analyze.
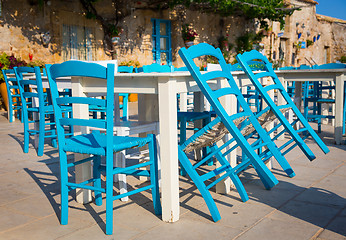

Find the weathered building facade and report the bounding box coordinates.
[0,0,345,68]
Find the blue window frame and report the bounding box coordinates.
[152,18,172,65]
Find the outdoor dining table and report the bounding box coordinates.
[276,68,346,145]
[231,68,346,144]
[27,67,345,223]
[34,72,236,223]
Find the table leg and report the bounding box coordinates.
[72,77,92,204]
[33,95,39,149]
[158,77,180,222]
[277,77,286,140]
[179,93,188,111]
[334,75,344,145]
[216,78,235,193]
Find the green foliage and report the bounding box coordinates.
[306,39,314,47]
[108,25,123,37]
[169,0,295,30]
[235,31,263,54]
[0,53,27,83]
[120,60,140,68]
[182,24,198,41]
[340,56,346,63]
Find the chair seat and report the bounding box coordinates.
[28,105,72,113]
[63,132,150,156]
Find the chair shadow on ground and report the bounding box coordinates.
[23,156,162,234]
[178,162,345,237]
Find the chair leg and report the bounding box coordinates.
[178,147,221,222]
[105,154,114,235]
[8,98,14,123]
[148,134,162,215]
[93,155,102,206]
[179,119,187,176]
[37,113,46,156]
[50,114,57,148]
[23,116,29,154]
[60,153,69,225]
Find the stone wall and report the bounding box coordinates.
[0,0,344,68]
[262,0,346,67]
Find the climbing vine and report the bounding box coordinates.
[169,0,297,30]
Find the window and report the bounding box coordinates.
[291,53,295,66]
[324,46,330,64]
[62,24,95,61]
[152,19,172,65]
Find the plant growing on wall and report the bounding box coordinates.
[170,0,299,30]
[235,31,263,54]
[293,41,302,54]
[306,39,314,48]
[182,24,198,42]
[119,60,140,68]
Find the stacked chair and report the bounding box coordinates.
[47,61,161,235]
[2,69,23,122]
[13,66,73,156]
[178,43,296,222]
[236,50,330,160]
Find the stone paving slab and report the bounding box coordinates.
[0,110,345,240]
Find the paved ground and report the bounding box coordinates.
[0,108,345,240]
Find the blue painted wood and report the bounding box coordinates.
[47,61,161,235]
[179,43,293,222]
[13,66,70,156]
[2,69,23,122]
[140,62,208,175]
[236,49,330,159]
[303,63,346,132]
[151,19,172,65]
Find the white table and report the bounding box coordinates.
[209,67,346,145]
[66,72,235,223]
[274,68,346,145]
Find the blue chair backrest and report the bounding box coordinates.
[47,61,115,150]
[118,66,134,73]
[136,63,172,73]
[312,63,346,69]
[179,43,262,138]
[2,69,17,89]
[14,67,44,113]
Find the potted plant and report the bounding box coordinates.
[0,53,27,110]
[219,35,229,51]
[182,24,198,47]
[307,39,314,48]
[109,25,123,45]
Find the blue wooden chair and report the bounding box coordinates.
[236,50,330,161]
[303,63,346,132]
[13,66,70,156]
[47,61,161,235]
[178,43,296,222]
[2,69,23,122]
